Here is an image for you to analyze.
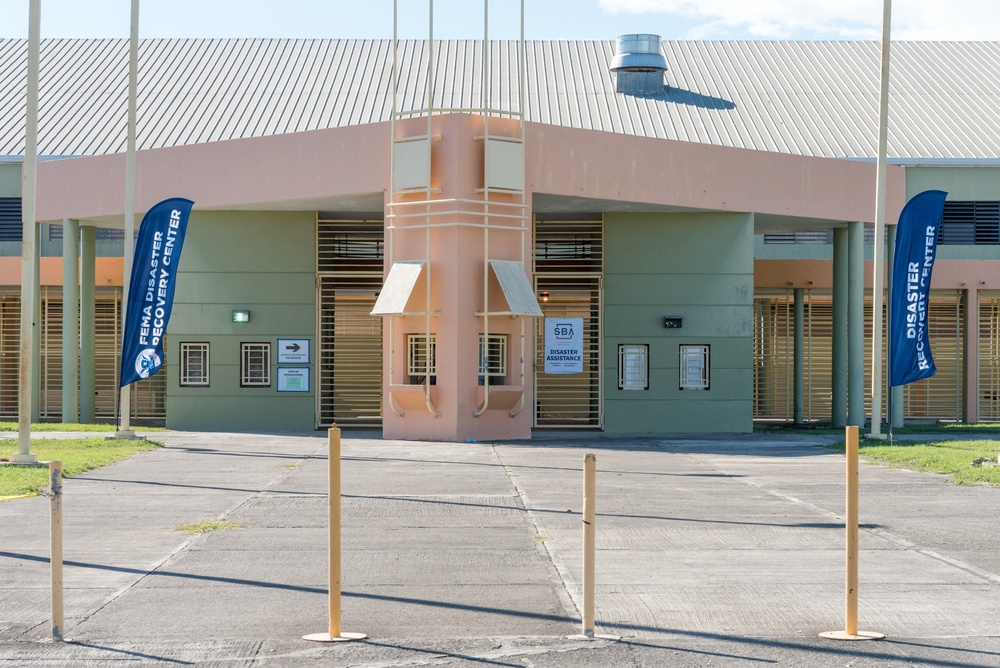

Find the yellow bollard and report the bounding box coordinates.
[820,426,884,641]
[50,461,64,643]
[572,453,616,641]
[303,427,366,643]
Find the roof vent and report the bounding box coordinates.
[610,34,667,96]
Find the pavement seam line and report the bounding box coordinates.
[64,439,328,636]
[683,451,1000,587]
[489,444,584,629]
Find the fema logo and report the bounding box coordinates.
[134,349,162,379]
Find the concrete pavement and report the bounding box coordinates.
[2,429,1000,666]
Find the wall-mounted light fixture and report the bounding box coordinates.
[232,309,251,323]
[539,291,550,303]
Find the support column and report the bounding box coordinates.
[61,220,80,423]
[79,226,96,423]
[887,224,904,428]
[964,287,979,424]
[794,288,805,424]
[832,228,848,427]
[848,222,866,427]
[32,230,41,423]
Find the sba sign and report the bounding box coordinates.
[544,317,584,374]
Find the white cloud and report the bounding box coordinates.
[598,0,1000,40]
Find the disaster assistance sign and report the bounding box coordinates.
[119,198,194,387]
[544,317,584,374]
[889,190,947,387]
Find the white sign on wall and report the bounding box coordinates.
[277,338,310,364]
[544,317,584,374]
[277,367,310,393]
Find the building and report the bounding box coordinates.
[1,35,998,440]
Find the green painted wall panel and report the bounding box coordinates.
[183,211,316,272]
[604,305,754,338]
[168,395,315,431]
[167,210,317,431]
[605,400,753,433]
[603,211,754,433]
[607,214,754,274]
[175,273,315,304]
[605,273,753,306]
[607,368,753,402]
[172,304,316,336]
[905,166,1000,200]
[0,163,20,197]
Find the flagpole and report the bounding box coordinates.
[117,0,140,438]
[870,0,892,439]
[14,0,41,464]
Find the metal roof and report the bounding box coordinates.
[1,38,999,161]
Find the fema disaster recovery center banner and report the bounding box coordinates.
[544,317,584,374]
[889,190,947,387]
[119,197,194,387]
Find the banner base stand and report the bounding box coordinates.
[110,430,144,440]
[303,632,367,643]
[819,631,885,641]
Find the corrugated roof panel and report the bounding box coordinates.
[2,38,999,161]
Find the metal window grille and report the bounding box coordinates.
[478,334,507,384]
[618,344,648,390]
[317,216,384,427]
[762,229,875,245]
[939,201,1000,245]
[240,342,271,387]
[753,290,963,422]
[980,293,1000,421]
[407,334,436,384]
[534,216,604,428]
[0,198,21,242]
[48,224,125,242]
[180,343,210,387]
[680,344,710,390]
[0,287,165,423]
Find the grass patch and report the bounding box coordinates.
[829,438,1000,486]
[0,422,166,432]
[756,421,1000,436]
[172,519,241,535]
[0,437,161,497]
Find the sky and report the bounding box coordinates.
[1,0,999,41]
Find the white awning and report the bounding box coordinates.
[490,260,543,317]
[371,261,425,316]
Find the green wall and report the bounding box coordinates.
[0,163,20,197]
[0,163,21,257]
[905,166,1000,200]
[167,210,317,431]
[604,212,754,433]
[907,166,1000,261]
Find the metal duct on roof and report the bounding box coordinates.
[610,34,666,95]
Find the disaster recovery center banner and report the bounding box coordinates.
[889,190,947,387]
[119,198,194,387]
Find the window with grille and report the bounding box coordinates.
[48,224,125,242]
[478,334,508,385]
[938,201,1000,245]
[762,229,876,245]
[180,342,210,387]
[240,342,271,387]
[618,344,648,390]
[0,198,21,242]
[407,334,436,385]
[680,345,710,390]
